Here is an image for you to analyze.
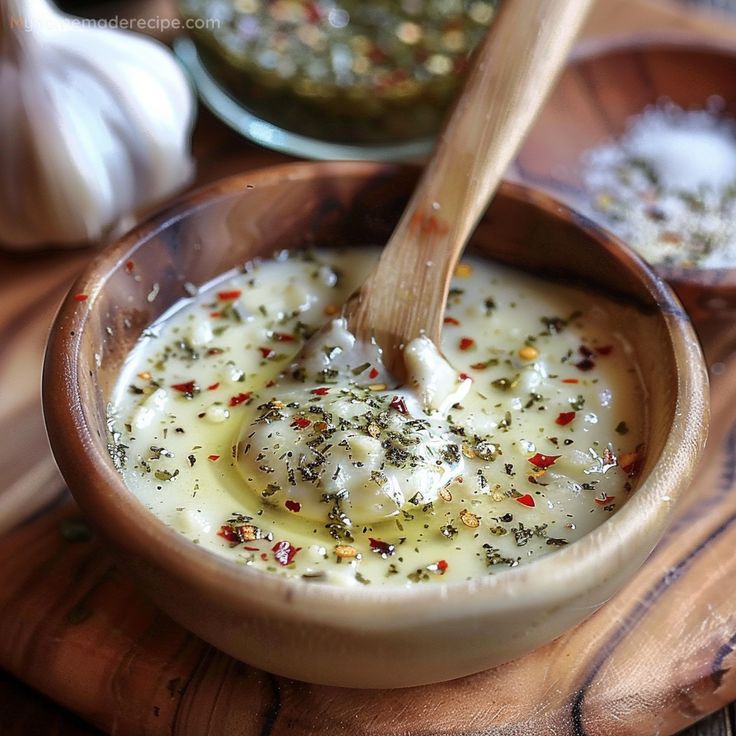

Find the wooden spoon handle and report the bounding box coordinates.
[346,0,592,372]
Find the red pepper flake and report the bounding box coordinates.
[217,289,241,301]
[603,447,616,466]
[368,367,379,379]
[209,311,222,318]
[454,55,468,74]
[516,494,536,508]
[217,523,263,545]
[529,453,560,469]
[243,546,259,552]
[443,316,460,325]
[311,387,329,396]
[217,525,239,543]
[555,411,576,426]
[207,348,224,356]
[619,448,643,477]
[304,1,321,23]
[272,540,300,566]
[285,500,301,513]
[124,260,135,273]
[368,537,395,557]
[272,332,295,342]
[459,372,471,381]
[171,380,198,397]
[368,44,388,64]
[259,347,275,359]
[389,396,409,415]
[595,495,615,506]
[562,378,579,384]
[229,392,252,407]
[470,361,488,370]
[291,417,311,430]
[207,382,220,391]
[260,553,269,561]
[208,454,220,462]
[576,358,596,372]
[459,337,475,351]
[596,345,614,356]
[621,458,640,476]
[73,293,88,302]
[437,559,448,572]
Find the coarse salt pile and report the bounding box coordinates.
[581,99,736,269]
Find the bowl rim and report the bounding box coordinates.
[43,161,709,622]
[567,29,736,287]
[572,28,736,63]
[173,36,436,163]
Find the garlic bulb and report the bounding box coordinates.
[0,0,196,249]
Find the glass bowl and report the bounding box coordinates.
[175,0,498,159]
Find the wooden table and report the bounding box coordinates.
[4,0,736,733]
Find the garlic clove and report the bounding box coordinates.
[0,0,196,249]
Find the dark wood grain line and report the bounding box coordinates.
[169,646,223,735]
[123,615,202,731]
[711,630,736,688]
[719,423,736,493]
[575,62,621,139]
[260,673,282,736]
[64,566,117,627]
[635,47,662,109]
[681,708,733,736]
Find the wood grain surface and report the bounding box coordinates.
[2,0,736,733]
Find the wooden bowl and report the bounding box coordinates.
[43,162,708,688]
[516,34,736,322]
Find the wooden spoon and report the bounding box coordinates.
[342,0,593,378]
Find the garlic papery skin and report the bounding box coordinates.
[0,0,196,250]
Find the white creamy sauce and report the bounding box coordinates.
[109,249,646,587]
[239,328,470,524]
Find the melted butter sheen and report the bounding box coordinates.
[110,249,646,587]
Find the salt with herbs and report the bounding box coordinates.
[581,98,736,268]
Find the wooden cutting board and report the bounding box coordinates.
[3,1,736,734]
